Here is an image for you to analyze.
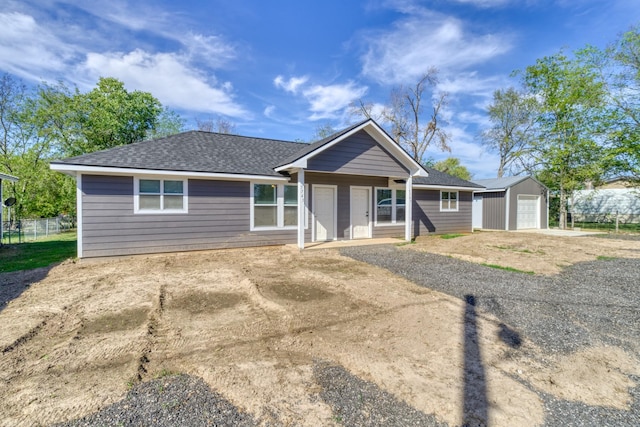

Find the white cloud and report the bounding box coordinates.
[274,75,309,94]
[0,12,78,80]
[360,9,512,84]
[264,105,276,118]
[302,81,368,120]
[82,49,248,117]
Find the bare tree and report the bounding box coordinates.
[353,69,450,163]
[310,123,336,141]
[480,87,536,177]
[196,117,236,134]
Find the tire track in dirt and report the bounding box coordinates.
[1,317,49,354]
[136,283,166,382]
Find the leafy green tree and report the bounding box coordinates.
[481,87,536,178]
[432,157,472,180]
[522,52,606,229]
[146,107,186,139]
[597,27,640,182]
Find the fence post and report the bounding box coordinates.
[615,211,619,233]
[46,218,49,236]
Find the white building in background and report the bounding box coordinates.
[571,178,640,223]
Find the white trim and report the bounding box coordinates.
[275,120,428,177]
[312,184,338,242]
[297,169,305,249]
[77,173,83,258]
[134,177,189,214]
[473,188,506,193]
[250,182,307,231]
[374,187,406,226]
[350,186,372,239]
[415,184,479,191]
[50,163,289,183]
[505,187,511,231]
[440,190,459,212]
[405,176,412,241]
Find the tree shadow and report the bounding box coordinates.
[463,294,488,427]
[0,266,54,313]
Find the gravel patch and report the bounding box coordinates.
[340,244,640,427]
[314,360,447,427]
[54,374,256,427]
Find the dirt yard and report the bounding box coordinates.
[1,231,639,426]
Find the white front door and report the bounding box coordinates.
[351,187,370,239]
[517,195,539,229]
[314,186,336,241]
[472,194,483,229]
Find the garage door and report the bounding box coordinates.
[517,195,539,229]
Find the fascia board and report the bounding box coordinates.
[413,184,480,191]
[49,163,289,183]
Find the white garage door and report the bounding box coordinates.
[517,195,539,229]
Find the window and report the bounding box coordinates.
[441,191,458,211]
[136,178,187,213]
[284,185,298,226]
[254,184,278,227]
[252,183,306,229]
[376,188,405,225]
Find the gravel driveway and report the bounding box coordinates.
[341,244,640,427]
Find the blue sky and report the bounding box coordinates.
[1,0,638,178]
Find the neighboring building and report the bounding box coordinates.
[50,119,482,258]
[571,178,640,223]
[0,172,19,244]
[471,176,549,230]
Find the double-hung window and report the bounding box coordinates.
[252,183,306,229]
[135,178,187,213]
[441,191,458,211]
[375,188,406,225]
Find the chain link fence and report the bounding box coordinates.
[550,212,640,233]
[2,216,76,244]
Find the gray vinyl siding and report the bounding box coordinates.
[306,130,408,177]
[508,178,548,230]
[412,190,473,235]
[481,191,506,230]
[81,175,299,257]
[303,172,403,239]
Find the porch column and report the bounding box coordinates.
[297,168,305,249]
[405,175,413,242]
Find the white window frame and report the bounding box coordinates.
[134,177,188,214]
[374,187,406,226]
[251,182,309,231]
[440,190,459,212]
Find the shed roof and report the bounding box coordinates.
[0,172,18,182]
[471,176,532,191]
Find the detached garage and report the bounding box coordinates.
[471,176,549,230]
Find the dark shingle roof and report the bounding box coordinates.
[51,124,482,189]
[414,168,484,189]
[51,131,308,177]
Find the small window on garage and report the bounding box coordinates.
[441,191,458,212]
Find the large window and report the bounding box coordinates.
[375,188,405,225]
[252,183,305,229]
[136,178,187,213]
[441,191,458,211]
